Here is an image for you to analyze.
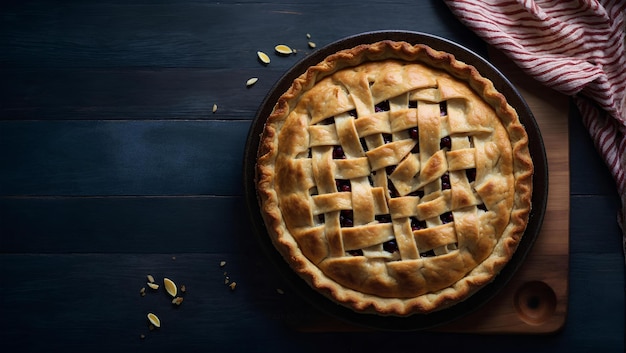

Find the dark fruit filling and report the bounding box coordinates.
[385,165,396,175]
[408,189,425,198]
[383,240,399,253]
[466,168,476,183]
[320,117,335,125]
[348,249,363,256]
[318,214,325,223]
[478,203,488,211]
[388,180,400,198]
[348,109,357,117]
[375,214,392,223]
[333,146,346,159]
[440,211,454,224]
[410,217,426,230]
[383,133,393,144]
[340,210,353,227]
[440,136,451,150]
[439,101,448,116]
[375,100,390,112]
[408,100,418,109]
[420,249,436,258]
[409,126,420,154]
[359,138,369,152]
[441,173,451,190]
[336,179,351,192]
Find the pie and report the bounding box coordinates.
[255,40,533,316]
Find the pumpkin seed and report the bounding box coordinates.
[246,77,258,87]
[163,277,177,297]
[275,44,293,55]
[257,51,270,64]
[147,313,161,328]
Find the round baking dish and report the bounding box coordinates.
[243,30,547,331]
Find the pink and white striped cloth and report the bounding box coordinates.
[444,0,626,258]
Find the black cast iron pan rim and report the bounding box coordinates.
[243,30,548,331]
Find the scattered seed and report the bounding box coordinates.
[275,44,293,55]
[147,313,161,328]
[246,77,258,87]
[212,104,218,113]
[180,284,186,293]
[163,278,177,297]
[220,261,226,267]
[140,334,146,339]
[257,51,270,64]
[229,282,237,291]
[140,287,146,297]
[276,288,284,295]
[306,33,311,39]
[224,277,230,285]
[172,297,184,305]
[147,274,155,283]
[147,282,159,290]
[148,324,155,331]
[171,256,176,261]
[308,41,316,48]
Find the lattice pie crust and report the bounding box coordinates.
[256,40,533,316]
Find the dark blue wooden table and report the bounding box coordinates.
[1,1,623,352]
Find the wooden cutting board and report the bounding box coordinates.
[290,46,570,334]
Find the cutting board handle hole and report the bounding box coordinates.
[514,281,557,326]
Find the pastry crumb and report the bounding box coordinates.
[229,282,237,291]
[220,261,226,267]
[276,288,284,295]
[147,274,155,283]
[140,287,146,296]
[212,104,218,113]
[147,282,159,290]
[180,284,186,293]
[172,297,184,305]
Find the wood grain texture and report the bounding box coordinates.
[0,69,280,120]
[0,0,623,352]
[0,0,481,69]
[0,120,249,196]
[0,196,252,253]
